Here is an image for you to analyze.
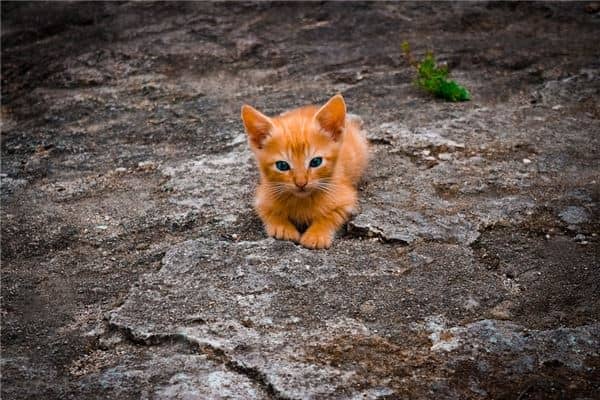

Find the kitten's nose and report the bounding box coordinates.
[294,179,307,190]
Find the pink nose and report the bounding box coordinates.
[295,180,307,190]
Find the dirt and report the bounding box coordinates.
[1,2,599,399]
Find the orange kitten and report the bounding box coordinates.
[241,94,368,249]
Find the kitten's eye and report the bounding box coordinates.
[275,161,290,171]
[309,157,323,168]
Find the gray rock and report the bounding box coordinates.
[0,176,28,194]
[350,208,480,244]
[78,351,267,399]
[425,318,599,370]
[3,3,600,399]
[161,148,255,224]
[559,206,590,225]
[107,238,599,397]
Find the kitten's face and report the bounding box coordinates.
[258,123,340,197]
[241,96,346,198]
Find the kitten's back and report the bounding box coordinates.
[339,114,369,186]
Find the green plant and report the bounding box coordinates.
[402,41,470,102]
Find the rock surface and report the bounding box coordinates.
[2,3,599,399]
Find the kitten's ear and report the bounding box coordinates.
[315,94,346,141]
[241,105,274,149]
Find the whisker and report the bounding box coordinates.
[313,181,338,199]
[264,184,285,198]
[264,182,294,199]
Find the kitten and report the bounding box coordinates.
[241,94,368,249]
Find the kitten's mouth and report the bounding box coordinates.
[294,188,312,197]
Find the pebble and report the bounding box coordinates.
[574,235,590,245]
[490,301,513,320]
[437,153,452,161]
[137,160,157,170]
[115,167,127,173]
[522,158,532,164]
[96,225,108,230]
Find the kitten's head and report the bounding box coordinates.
[241,94,346,198]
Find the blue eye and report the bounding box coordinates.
[275,161,290,171]
[309,157,323,168]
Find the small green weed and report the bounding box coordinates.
[402,41,470,102]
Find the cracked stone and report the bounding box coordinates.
[107,238,599,397]
[2,3,600,399]
[77,350,268,399]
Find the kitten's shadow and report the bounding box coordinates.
[293,222,309,234]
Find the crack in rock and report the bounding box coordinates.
[105,321,290,400]
[105,237,598,397]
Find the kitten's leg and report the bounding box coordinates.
[255,188,301,242]
[300,208,349,249]
[261,213,301,243]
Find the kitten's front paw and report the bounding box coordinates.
[300,231,333,249]
[266,223,301,243]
